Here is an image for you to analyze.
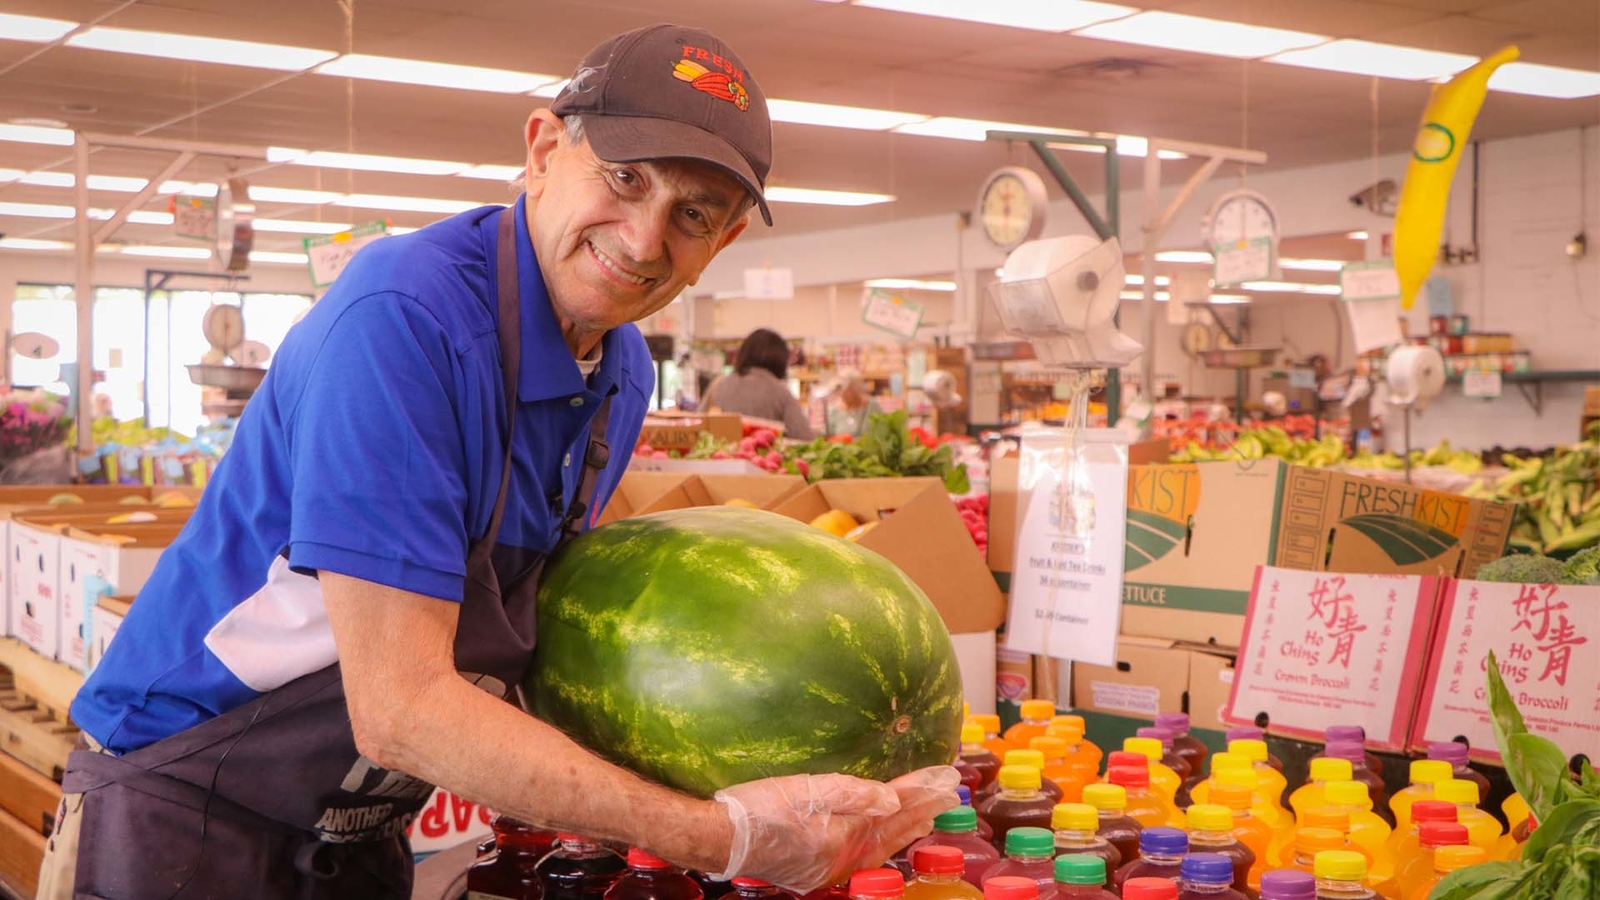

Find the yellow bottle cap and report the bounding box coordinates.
[964,702,971,718]
[1210,752,1249,774]
[1435,779,1479,805]
[961,722,985,744]
[1229,739,1268,763]
[1051,715,1086,732]
[1186,803,1234,833]
[1081,783,1126,811]
[1313,849,1368,881]
[1021,700,1056,721]
[1325,780,1371,808]
[1303,807,1352,832]
[1046,724,1084,744]
[1436,846,1488,873]
[1296,828,1345,855]
[1410,759,1453,785]
[1004,750,1046,770]
[1052,802,1099,832]
[998,765,1042,791]
[1309,758,1354,783]
[1215,768,1257,789]
[1123,737,1163,762]
[1030,736,1067,759]
[1211,783,1254,811]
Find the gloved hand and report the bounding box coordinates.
[712,766,961,893]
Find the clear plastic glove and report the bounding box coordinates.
[712,766,961,893]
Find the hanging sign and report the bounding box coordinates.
[743,267,794,300]
[861,290,923,339]
[1225,566,1440,751]
[172,196,217,242]
[1341,261,1404,353]
[303,221,390,287]
[1462,369,1502,399]
[1341,260,1402,301]
[1213,237,1273,287]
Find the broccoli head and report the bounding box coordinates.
[1559,544,1600,586]
[1474,553,1566,584]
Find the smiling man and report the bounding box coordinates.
[43,24,955,899]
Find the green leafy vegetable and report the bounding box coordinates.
[1473,554,1567,584]
[785,411,969,493]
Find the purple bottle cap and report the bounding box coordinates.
[1325,740,1367,764]
[1429,741,1470,765]
[1154,712,1191,736]
[1258,869,1317,900]
[1325,725,1366,743]
[957,785,973,805]
[1137,727,1175,750]
[1225,725,1263,742]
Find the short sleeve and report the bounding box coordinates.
[285,293,472,601]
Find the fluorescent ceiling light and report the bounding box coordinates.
[1154,250,1213,263]
[855,0,1135,33]
[0,123,74,145]
[68,27,337,71]
[250,186,343,205]
[125,210,174,225]
[1076,12,1326,59]
[388,226,419,235]
[1346,230,1369,240]
[1241,280,1342,295]
[1124,274,1171,286]
[316,54,559,93]
[1279,258,1347,272]
[0,201,73,219]
[1267,40,1475,81]
[0,14,78,43]
[530,79,568,98]
[269,147,471,177]
[334,193,481,214]
[767,99,927,131]
[896,116,1076,142]
[1111,136,1187,160]
[1490,63,1600,99]
[1120,290,1172,301]
[115,244,212,259]
[158,181,218,197]
[252,218,352,235]
[8,171,153,191]
[765,186,895,206]
[249,251,310,265]
[1210,294,1251,304]
[462,164,524,181]
[863,278,957,291]
[0,238,71,251]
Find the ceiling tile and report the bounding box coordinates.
[1166,0,1441,38]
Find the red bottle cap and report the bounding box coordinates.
[1122,877,1179,900]
[627,848,672,869]
[733,879,775,889]
[911,845,966,876]
[848,869,905,900]
[981,875,1038,900]
[1107,751,1148,770]
[1419,822,1470,848]
[557,833,587,843]
[1412,801,1459,823]
[1108,765,1150,789]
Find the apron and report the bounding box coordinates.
[60,207,613,899]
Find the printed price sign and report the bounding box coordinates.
[1340,260,1402,301]
[1413,580,1600,762]
[861,290,923,339]
[303,221,389,287]
[172,196,216,242]
[1462,369,1502,399]
[1225,566,1440,750]
[743,267,794,300]
[1213,237,1272,287]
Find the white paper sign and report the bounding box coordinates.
[173,196,216,242]
[304,221,389,287]
[861,290,923,338]
[743,267,794,300]
[1341,260,1402,301]
[1462,369,1502,399]
[1343,296,1403,354]
[1414,581,1600,762]
[1226,566,1440,751]
[1005,430,1130,667]
[1213,238,1273,287]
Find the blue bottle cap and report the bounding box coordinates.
[1180,853,1234,885]
[957,785,973,805]
[1139,827,1188,856]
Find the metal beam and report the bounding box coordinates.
[80,131,271,160]
[73,135,94,454]
[93,150,196,245]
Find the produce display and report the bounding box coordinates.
[529,506,964,798]
[1465,428,1600,556]
[1172,427,1483,475]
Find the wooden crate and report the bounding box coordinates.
[0,683,76,784]
[0,805,44,900]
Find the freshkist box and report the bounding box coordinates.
[60,524,185,672]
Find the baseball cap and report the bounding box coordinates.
[551,23,773,225]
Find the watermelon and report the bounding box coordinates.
[528,507,964,798]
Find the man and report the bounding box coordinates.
[42,24,955,898]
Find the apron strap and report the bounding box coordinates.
[559,393,611,541]
[468,207,523,571]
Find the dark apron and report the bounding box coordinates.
[61,208,612,898]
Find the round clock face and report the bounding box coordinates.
[1205,189,1278,248]
[202,304,245,352]
[979,167,1047,250]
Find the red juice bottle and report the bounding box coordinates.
[1123,878,1179,900]
[1112,827,1187,893]
[605,849,704,900]
[982,875,1041,900]
[731,879,795,900]
[1258,870,1317,900]
[1004,751,1064,803]
[958,786,996,844]
[1051,855,1117,900]
[1324,742,1388,819]
[962,723,1001,793]
[978,766,1057,849]
[1050,803,1121,874]
[1137,727,1194,783]
[909,806,1002,886]
[802,885,850,900]
[850,869,905,900]
[1185,805,1255,895]
[1154,713,1209,783]
[1426,742,1490,808]
[691,876,735,900]
[538,835,627,900]
[1324,726,1383,778]
[468,816,558,900]
[1176,853,1248,900]
[980,827,1057,899]
[1107,764,1175,830]
[1082,783,1143,866]
[903,846,984,900]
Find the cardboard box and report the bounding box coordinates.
[598,472,805,525]
[1273,466,1514,580]
[596,472,698,526]
[951,631,997,717]
[86,595,133,673]
[996,646,1034,704]
[59,525,182,672]
[678,474,807,510]
[1187,649,1237,734]
[1070,636,1235,728]
[771,478,1005,634]
[635,411,744,454]
[627,457,766,476]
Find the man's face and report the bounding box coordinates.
[524,112,751,338]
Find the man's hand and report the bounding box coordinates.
[712,766,960,892]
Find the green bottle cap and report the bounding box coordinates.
[1054,854,1107,886]
[1004,827,1055,857]
[933,806,977,833]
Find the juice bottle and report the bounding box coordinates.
[1225,727,1283,771]
[802,884,849,900]
[1322,782,1391,862]
[974,714,1019,762]
[1123,878,1179,900]
[959,786,998,843]
[1050,716,1103,770]
[1045,723,1102,790]
[1176,853,1249,900]
[1209,780,1273,892]
[1121,741,1185,819]
[981,827,1058,898]
[1112,827,1186,892]
[1433,780,1500,853]
[1290,758,1353,820]
[1492,797,1531,862]
[1282,810,1371,869]
[1082,783,1144,865]
[904,846,985,900]
[468,816,558,900]
[961,722,1002,794]
[1388,761,1452,833]
[731,879,795,900]
[1426,743,1488,807]
[1187,753,1247,808]
[1390,822,1468,900]
[1136,727,1194,782]
[909,806,1002,887]
[1403,846,1485,900]
[1052,855,1117,900]
[695,875,736,900]
[605,849,705,900]
[1286,829,1347,875]
[538,835,627,900]
[1108,764,1176,830]
[1323,726,1383,777]
[1372,801,1456,884]
[1312,850,1375,899]
[850,869,905,900]
[956,758,986,796]
[1185,804,1256,896]
[1258,870,1317,900]
[1154,713,1209,785]
[1004,751,1065,802]
[1229,740,1290,815]
[1004,701,1058,748]
[1032,737,1087,803]
[1500,792,1530,834]
[1050,803,1121,873]
[1322,743,1387,819]
[979,767,1057,850]
[981,876,1040,900]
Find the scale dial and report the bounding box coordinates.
[202,304,245,354]
[977,166,1048,250]
[215,177,255,272]
[1202,188,1278,248]
[1182,322,1212,357]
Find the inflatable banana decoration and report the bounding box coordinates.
[1394,45,1519,310]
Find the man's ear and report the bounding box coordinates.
[523,109,565,199]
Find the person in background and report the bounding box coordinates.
[703,327,815,439]
[825,369,882,438]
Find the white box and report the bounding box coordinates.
[60,527,175,672]
[86,597,130,673]
[951,630,997,717]
[8,519,63,658]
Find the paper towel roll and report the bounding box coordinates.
[1386,345,1445,407]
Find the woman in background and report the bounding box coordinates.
[824,370,882,438]
[703,328,815,439]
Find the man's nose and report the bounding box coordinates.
[615,205,669,267]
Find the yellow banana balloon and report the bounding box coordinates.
[1394,44,1519,309]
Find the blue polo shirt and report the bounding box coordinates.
[73,201,652,754]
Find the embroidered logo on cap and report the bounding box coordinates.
[672,45,749,111]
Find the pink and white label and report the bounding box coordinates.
[1413,580,1599,762]
[1225,566,1439,750]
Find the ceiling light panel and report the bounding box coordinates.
[767,99,927,131]
[0,201,74,219]
[1154,250,1214,263]
[863,278,957,291]
[0,238,71,251]
[855,0,1135,33]
[1278,258,1347,272]
[1267,40,1475,81]
[249,186,343,205]
[315,54,560,93]
[334,194,482,214]
[1076,12,1326,59]
[0,13,78,43]
[67,27,337,71]
[252,219,353,235]
[461,164,525,181]
[0,123,74,145]
[249,251,311,265]
[269,147,471,177]
[116,244,212,259]
[1489,63,1600,99]
[765,186,895,206]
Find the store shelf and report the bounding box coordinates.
[0,639,82,724]
[1444,369,1600,415]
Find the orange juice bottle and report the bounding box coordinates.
[1121,740,1184,819]
[1372,801,1456,884]
[1032,737,1087,803]
[1004,750,1064,803]
[1389,761,1452,833]
[1209,779,1273,893]
[1390,822,1468,900]
[1434,780,1500,853]
[1185,804,1256,896]
[1225,727,1283,771]
[1107,763,1173,830]
[1286,828,1347,875]
[1229,740,1289,812]
[1312,850,1376,899]
[972,715,1018,763]
[1322,782,1391,862]
[904,846,985,900]
[1051,715,1103,771]
[1403,846,1485,900]
[1046,722,1101,789]
[1004,701,1057,748]
[1290,758,1353,820]
[1493,793,1531,862]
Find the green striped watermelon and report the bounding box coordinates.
[528,507,964,798]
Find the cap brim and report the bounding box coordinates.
[581,114,772,227]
